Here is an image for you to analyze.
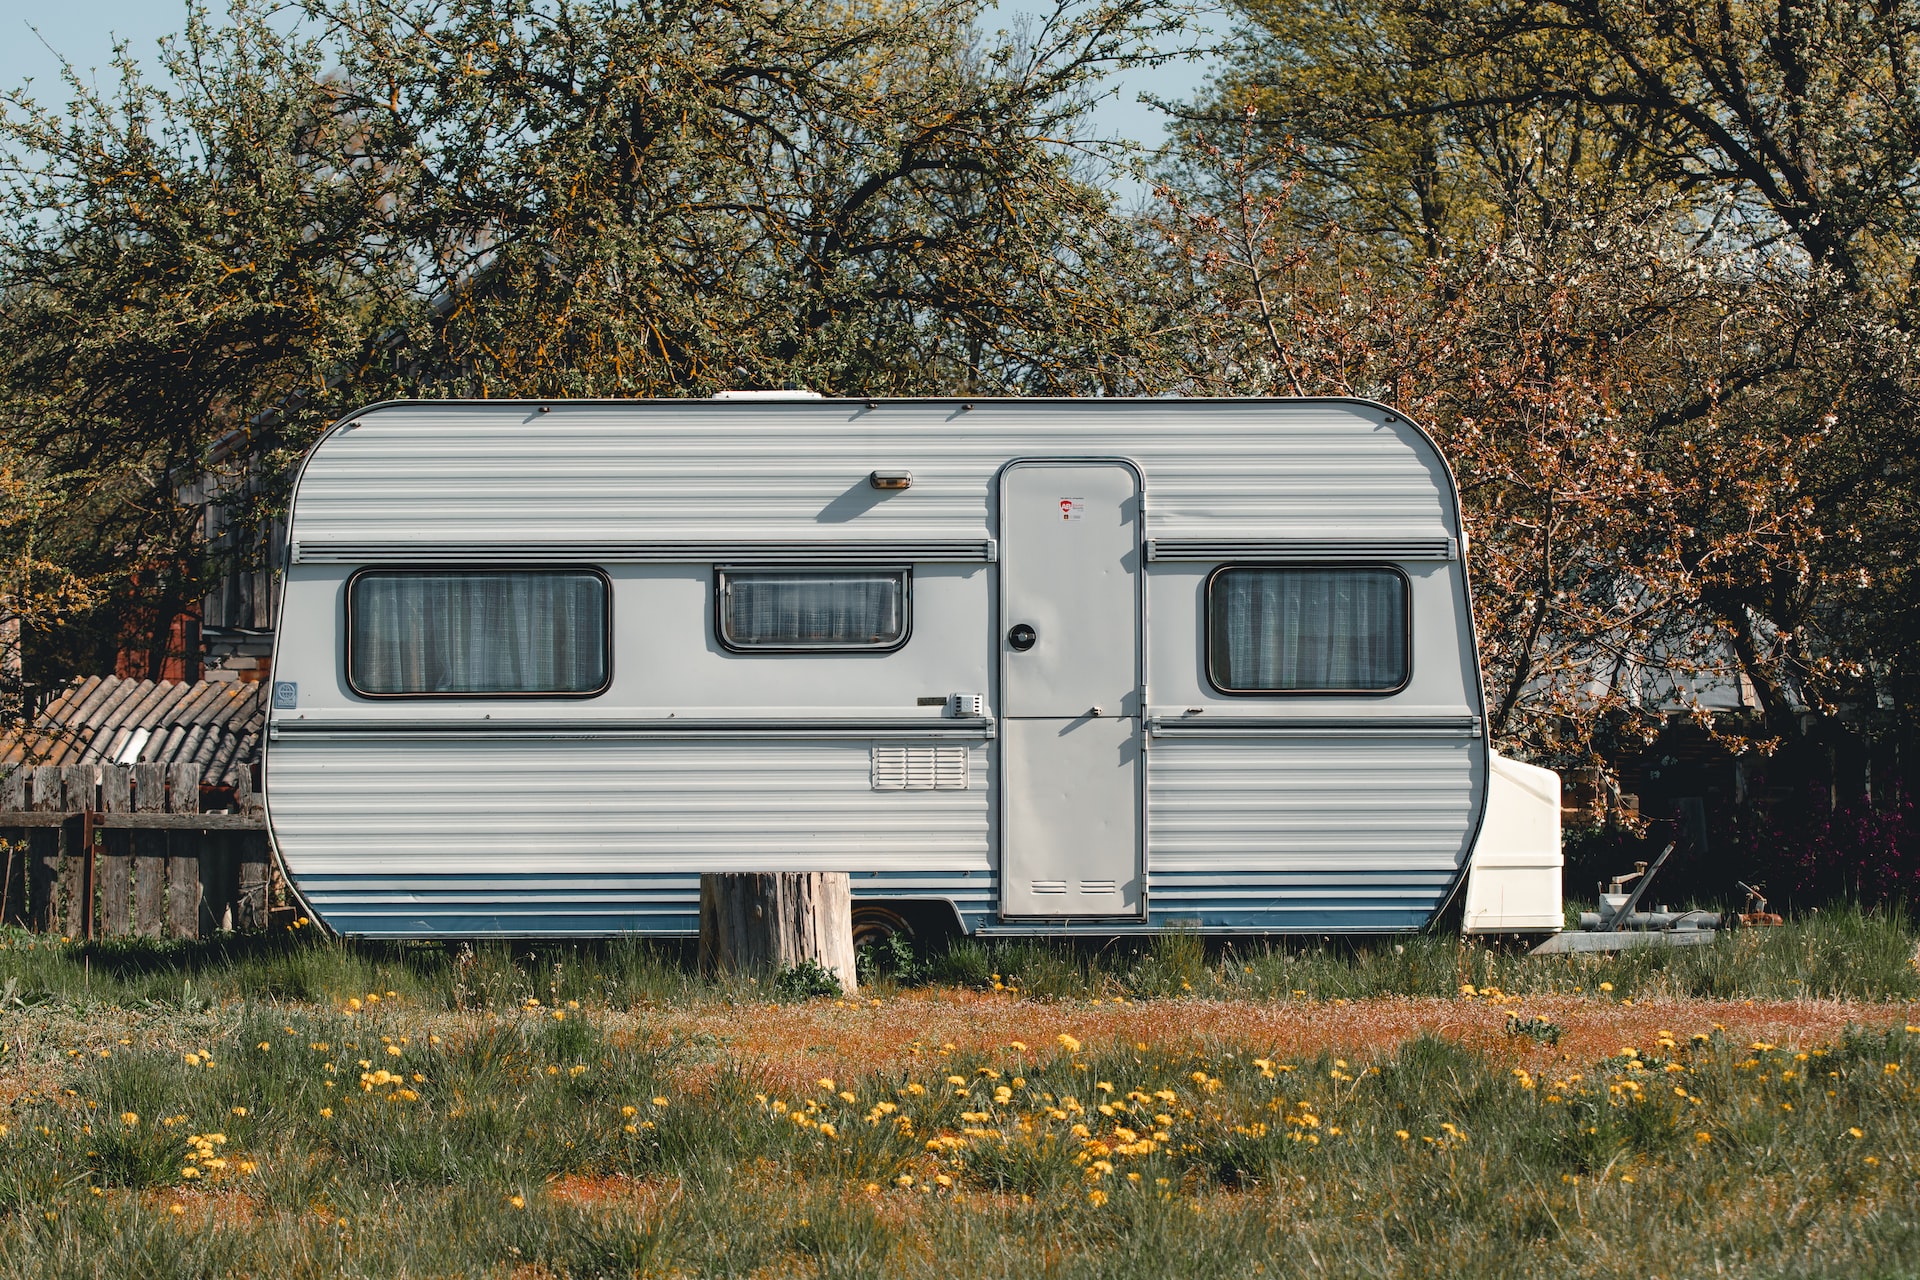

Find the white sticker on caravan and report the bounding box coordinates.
[1058,497,1084,521]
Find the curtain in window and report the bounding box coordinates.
[1210,568,1407,691]
[721,570,906,648]
[350,571,608,695]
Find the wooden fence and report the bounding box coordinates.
[0,762,272,939]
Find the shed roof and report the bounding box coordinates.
[1,676,263,789]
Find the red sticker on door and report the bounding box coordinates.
[1059,498,1084,521]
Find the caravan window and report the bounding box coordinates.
[347,570,610,697]
[717,569,908,651]
[1207,566,1409,693]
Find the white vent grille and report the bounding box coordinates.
[871,746,969,791]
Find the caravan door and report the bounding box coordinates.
[997,461,1145,918]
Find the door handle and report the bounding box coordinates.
[1007,623,1037,651]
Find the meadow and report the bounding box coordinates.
[1,912,1917,1279]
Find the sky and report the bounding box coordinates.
[0,1,1222,202]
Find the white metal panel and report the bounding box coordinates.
[1001,717,1142,916]
[1461,752,1563,933]
[1146,736,1481,872]
[998,462,1143,918]
[999,463,1141,717]
[269,737,992,877]
[288,400,1456,549]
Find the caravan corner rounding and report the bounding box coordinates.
[262,397,1561,940]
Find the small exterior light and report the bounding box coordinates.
[869,470,912,490]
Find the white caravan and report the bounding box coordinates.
[263,397,1562,940]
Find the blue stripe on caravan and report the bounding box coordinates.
[300,869,998,938]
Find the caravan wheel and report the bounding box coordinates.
[850,904,915,949]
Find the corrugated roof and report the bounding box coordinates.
[1,676,263,788]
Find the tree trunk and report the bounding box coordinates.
[698,872,857,995]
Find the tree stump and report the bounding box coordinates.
[698,872,857,995]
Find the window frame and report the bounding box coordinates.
[343,565,615,700]
[713,565,913,654]
[1203,562,1413,697]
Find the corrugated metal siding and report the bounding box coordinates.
[2,676,263,788]
[289,400,1454,550]
[270,738,992,935]
[1145,737,1478,929]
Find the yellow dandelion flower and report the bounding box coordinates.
[319,1108,333,1119]
[1848,1127,1865,1139]
[838,1091,856,1104]
[906,1083,926,1096]
[385,1045,402,1057]
[1010,1041,1028,1052]
[121,1112,139,1127]
[1087,1189,1108,1206]
[947,1075,967,1086]
[509,1195,525,1210]
[1395,1130,1410,1140]
[817,1077,836,1092]
[818,1122,837,1138]
[257,1042,271,1053]
[570,1065,587,1078]
[621,1105,638,1117]
[934,1174,952,1188]
[231,1107,247,1117]
[1057,1033,1082,1054]
[167,1204,185,1216]
[346,998,361,1012]
[1598,982,1613,993]
[651,1096,669,1107]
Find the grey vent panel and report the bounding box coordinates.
[871,745,970,790]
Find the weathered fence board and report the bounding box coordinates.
[132,761,168,937]
[0,760,271,938]
[166,763,203,938]
[99,768,133,936]
[28,765,61,933]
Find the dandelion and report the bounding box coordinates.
[385,1045,403,1058]
[231,1107,247,1117]
[651,1096,669,1107]
[1395,1130,1410,1140]
[1598,982,1613,993]
[838,1091,856,1104]
[257,1042,271,1052]
[570,1065,588,1078]
[1886,1063,1902,1075]
[622,1105,638,1117]
[120,1112,139,1127]
[1057,1033,1082,1054]
[947,1075,967,1086]
[319,1108,333,1119]
[817,1077,835,1091]
[167,1204,185,1216]
[1848,1127,1865,1139]
[1010,1041,1028,1052]
[509,1195,525,1210]
[1087,1189,1108,1206]
[934,1174,952,1188]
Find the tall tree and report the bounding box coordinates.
[0,3,423,693]
[312,0,1176,396]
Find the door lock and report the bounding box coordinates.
[1007,623,1037,651]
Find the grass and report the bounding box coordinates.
[0,909,1917,1277]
